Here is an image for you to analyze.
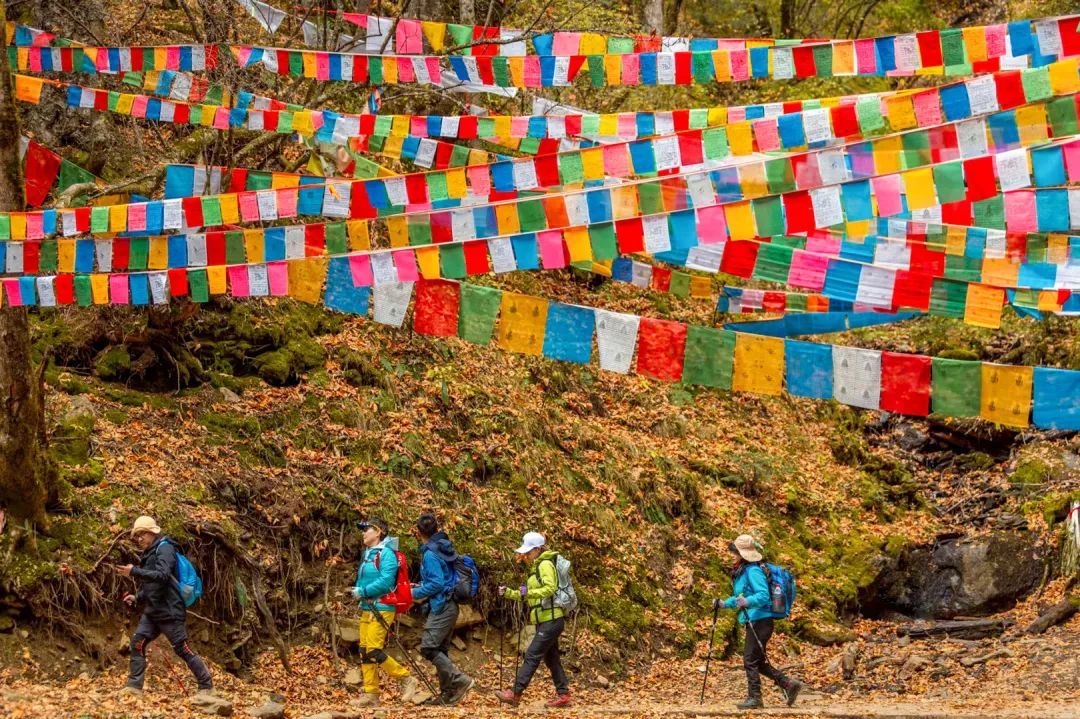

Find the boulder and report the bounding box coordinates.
[794,619,856,646]
[190,693,234,716]
[248,702,285,719]
[454,604,484,628]
[335,618,360,644]
[343,667,363,685]
[860,532,1045,619]
[63,395,96,422]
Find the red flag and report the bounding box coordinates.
[413,279,460,337]
[636,317,687,382]
[880,352,931,416]
[23,141,62,207]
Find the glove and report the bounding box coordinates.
[519,585,528,599]
[712,598,723,611]
[735,596,749,609]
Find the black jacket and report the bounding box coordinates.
[132,535,185,621]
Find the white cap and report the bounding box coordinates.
[515,531,546,554]
[131,516,161,537]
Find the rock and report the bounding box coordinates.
[395,613,419,628]
[794,619,857,646]
[335,618,361,643]
[842,642,859,680]
[451,636,467,652]
[248,702,285,719]
[860,532,1046,619]
[302,713,361,719]
[63,395,96,422]
[217,387,242,403]
[595,675,610,689]
[453,604,484,629]
[517,624,536,654]
[0,615,13,632]
[343,667,363,685]
[268,693,286,704]
[191,693,234,716]
[897,635,911,647]
[899,654,932,679]
[894,423,929,451]
[198,627,211,643]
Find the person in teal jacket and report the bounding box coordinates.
[714,534,802,710]
[349,518,429,707]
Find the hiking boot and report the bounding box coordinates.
[782,679,803,707]
[736,696,764,710]
[494,689,521,706]
[350,692,380,708]
[546,693,572,708]
[445,676,475,706]
[118,686,143,698]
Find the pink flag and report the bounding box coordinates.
[393,249,420,282]
[538,231,568,269]
[855,39,877,74]
[805,233,842,256]
[3,278,23,307]
[238,192,260,222]
[276,188,298,219]
[467,165,490,197]
[127,204,147,232]
[397,56,416,83]
[228,265,250,296]
[267,261,289,296]
[350,254,374,287]
[788,250,830,290]
[752,118,781,152]
[602,144,631,177]
[729,51,749,81]
[871,174,903,218]
[396,19,423,54]
[109,274,130,304]
[696,205,727,244]
[1004,191,1038,233]
[622,54,640,85]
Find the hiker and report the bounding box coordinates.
[410,512,475,705]
[350,518,429,707]
[494,531,571,708]
[114,516,213,696]
[714,534,802,710]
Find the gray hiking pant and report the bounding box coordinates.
[419,600,466,694]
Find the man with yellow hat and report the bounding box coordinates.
[114,516,213,696]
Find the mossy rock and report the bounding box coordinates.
[51,415,95,466]
[61,458,105,488]
[794,618,856,646]
[956,452,995,471]
[93,346,131,380]
[1010,459,1052,486]
[254,350,293,386]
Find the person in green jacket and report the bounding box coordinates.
[494,532,571,708]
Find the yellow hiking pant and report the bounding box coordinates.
[359,610,409,694]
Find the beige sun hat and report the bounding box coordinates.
[729,534,763,562]
[131,516,161,537]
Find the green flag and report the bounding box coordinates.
[931,358,981,417]
[458,284,502,345]
[681,326,735,389]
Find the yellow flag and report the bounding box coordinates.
[58,240,76,273]
[446,168,468,199]
[301,51,317,78]
[604,55,620,85]
[580,33,606,54]
[509,57,525,87]
[564,227,592,263]
[724,201,756,241]
[386,216,409,248]
[14,75,44,103]
[497,292,548,356]
[148,237,169,269]
[495,204,521,235]
[1037,290,1063,312]
[732,333,784,396]
[90,274,110,305]
[415,246,440,279]
[599,114,618,137]
[109,204,127,233]
[9,213,26,240]
[884,94,917,130]
[347,220,371,251]
[391,114,410,138]
[271,172,299,190]
[1016,104,1049,146]
[580,148,604,181]
[493,116,512,139]
[726,121,754,156]
[288,258,327,304]
[981,258,1019,287]
[963,283,1003,329]
[902,168,937,210]
[206,265,227,295]
[116,93,135,115]
[713,51,731,82]
[872,135,902,175]
[962,26,988,62]
[832,41,855,75]
[1048,58,1080,94]
[707,106,726,126]
[611,185,640,220]
[421,21,446,52]
[738,162,768,199]
[690,276,712,299]
[980,363,1032,428]
[244,229,263,263]
[220,194,240,224]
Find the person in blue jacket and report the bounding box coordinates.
[349,518,429,707]
[714,534,801,710]
[410,512,474,705]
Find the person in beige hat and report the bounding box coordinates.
[114,516,213,696]
[712,534,801,710]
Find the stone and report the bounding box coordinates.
[794,619,857,646]
[217,387,242,403]
[899,654,932,679]
[517,624,536,654]
[343,667,363,685]
[247,702,285,719]
[0,615,14,632]
[453,604,484,629]
[860,532,1046,619]
[302,712,361,719]
[335,618,361,643]
[63,395,96,422]
[451,636,467,652]
[190,693,234,716]
[595,675,610,689]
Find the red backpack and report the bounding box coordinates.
[373,547,413,614]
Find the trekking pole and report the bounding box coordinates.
[742,608,767,656]
[498,600,505,688]
[369,609,445,705]
[513,608,524,678]
[700,601,721,704]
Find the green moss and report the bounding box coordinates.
[1010,459,1052,487]
[254,350,292,386]
[199,411,260,439]
[1023,491,1080,526]
[94,346,131,380]
[939,349,980,361]
[51,415,94,466]
[956,452,995,471]
[101,387,178,411]
[103,409,128,424]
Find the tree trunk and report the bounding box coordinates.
[0,0,56,526]
[642,0,663,35]
[459,0,475,25]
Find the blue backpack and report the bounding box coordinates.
[450,555,480,604]
[162,539,203,607]
[762,563,796,619]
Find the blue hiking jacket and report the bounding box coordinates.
[723,562,772,624]
[412,531,457,615]
[352,537,400,612]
